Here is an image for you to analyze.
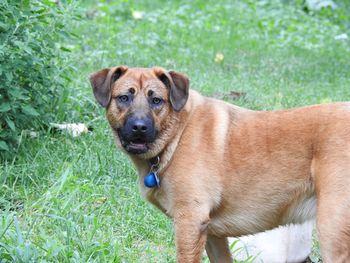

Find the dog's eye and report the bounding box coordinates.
[152,97,162,105]
[117,95,129,103]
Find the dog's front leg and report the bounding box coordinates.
[174,210,210,263]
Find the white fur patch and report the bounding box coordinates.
[229,221,314,263]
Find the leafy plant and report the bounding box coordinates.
[0,0,79,160]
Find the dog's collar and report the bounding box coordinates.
[144,156,161,188]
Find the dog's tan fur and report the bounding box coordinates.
[90,66,350,263]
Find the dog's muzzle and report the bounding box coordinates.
[117,115,157,154]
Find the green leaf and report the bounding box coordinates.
[6,118,16,131]
[22,105,40,116]
[0,140,9,151]
[0,103,11,112]
[41,0,56,6]
[8,88,28,100]
[23,45,32,55]
[5,71,13,82]
[60,46,71,52]
[21,0,30,9]
[0,22,9,32]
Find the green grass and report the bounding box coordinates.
[1,0,350,261]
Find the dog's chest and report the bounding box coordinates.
[207,193,316,237]
[139,181,173,216]
[208,209,275,237]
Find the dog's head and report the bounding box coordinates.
[89,66,189,156]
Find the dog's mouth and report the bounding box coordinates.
[116,129,151,154]
[124,140,149,154]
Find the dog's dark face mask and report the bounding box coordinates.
[117,114,157,154]
[89,66,189,156]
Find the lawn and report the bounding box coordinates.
[1,0,350,262]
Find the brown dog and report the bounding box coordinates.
[90,66,350,263]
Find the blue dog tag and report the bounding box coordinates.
[144,172,160,188]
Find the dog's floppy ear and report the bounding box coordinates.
[89,66,128,107]
[156,69,189,112]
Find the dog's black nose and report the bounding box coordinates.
[119,114,157,154]
[123,115,155,139]
[132,120,148,133]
